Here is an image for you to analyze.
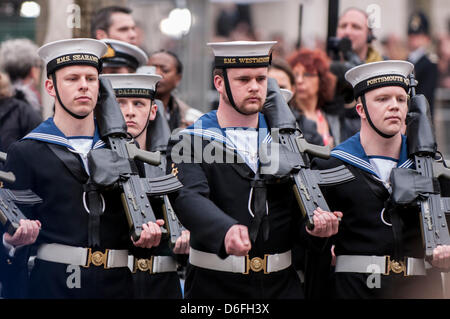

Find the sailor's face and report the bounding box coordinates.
[47,65,99,117]
[118,97,156,138]
[222,67,268,115]
[360,86,408,136]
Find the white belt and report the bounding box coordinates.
[36,243,129,269]
[128,255,178,274]
[189,248,291,274]
[335,255,432,276]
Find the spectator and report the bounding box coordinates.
[437,32,450,88]
[336,7,384,63]
[148,50,202,131]
[407,11,439,116]
[0,38,43,114]
[91,6,138,46]
[0,71,41,153]
[287,48,344,147]
[268,58,323,146]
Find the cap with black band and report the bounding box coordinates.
[100,39,148,72]
[100,73,161,139]
[38,38,107,120]
[207,41,276,115]
[345,60,414,139]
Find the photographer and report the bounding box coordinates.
[326,7,386,144]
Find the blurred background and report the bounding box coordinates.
[1,0,450,154]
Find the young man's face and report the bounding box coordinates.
[215,67,268,115]
[118,97,156,138]
[45,65,99,117]
[358,86,408,136]
[148,52,181,98]
[107,12,137,45]
[337,9,369,55]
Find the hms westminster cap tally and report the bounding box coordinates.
[100,38,148,70]
[38,38,108,76]
[208,41,277,68]
[345,60,414,98]
[100,73,162,100]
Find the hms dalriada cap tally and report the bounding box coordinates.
[38,38,108,76]
[100,73,162,100]
[207,41,277,68]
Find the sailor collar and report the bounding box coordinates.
[330,132,414,178]
[23,117,106,151]
[181,110,272,148]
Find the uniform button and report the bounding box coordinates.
[6,259,12,265]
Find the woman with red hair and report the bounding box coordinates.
[287,48,340,147]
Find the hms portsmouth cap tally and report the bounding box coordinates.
[345,60,414,98]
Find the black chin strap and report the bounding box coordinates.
[222,68,248,116]
[51,73,90,120]
[360,93,395,139]
[133,104,153,140]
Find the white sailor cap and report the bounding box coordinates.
[100,73,162,100]
[100,39,148,71]
[345,60,414,98]
[207,41,277,68]
[136,66,157,75]
[38,38,107,77]
[280,88,293,103]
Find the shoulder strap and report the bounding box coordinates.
[46,143,89,183]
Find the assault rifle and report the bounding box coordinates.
[261,78,355,229]
[147,101,187,247]
[90,78,183,241]
[0,152,42,235]
[390,74,450,261]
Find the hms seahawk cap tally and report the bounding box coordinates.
[208,40,277,68]
[100,73,162,100]
[100,38,148,71]
[38,38,107,77]
[345,60,414,99]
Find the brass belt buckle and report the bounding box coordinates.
[135,256,154,274]
[244,254,269,274]
[84,248,109,269]
[384,256,407,276]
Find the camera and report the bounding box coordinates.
[327,37,362,103]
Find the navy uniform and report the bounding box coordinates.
[313,61,445,299]
[166,41,326,299]
[3,39,134,298]
[100,73,183,298]
[407,12,439,116]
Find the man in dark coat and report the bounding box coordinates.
[313,60,450,299]
[407,11,439,117]
[2,38,159,299]
[166,40,342,299]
